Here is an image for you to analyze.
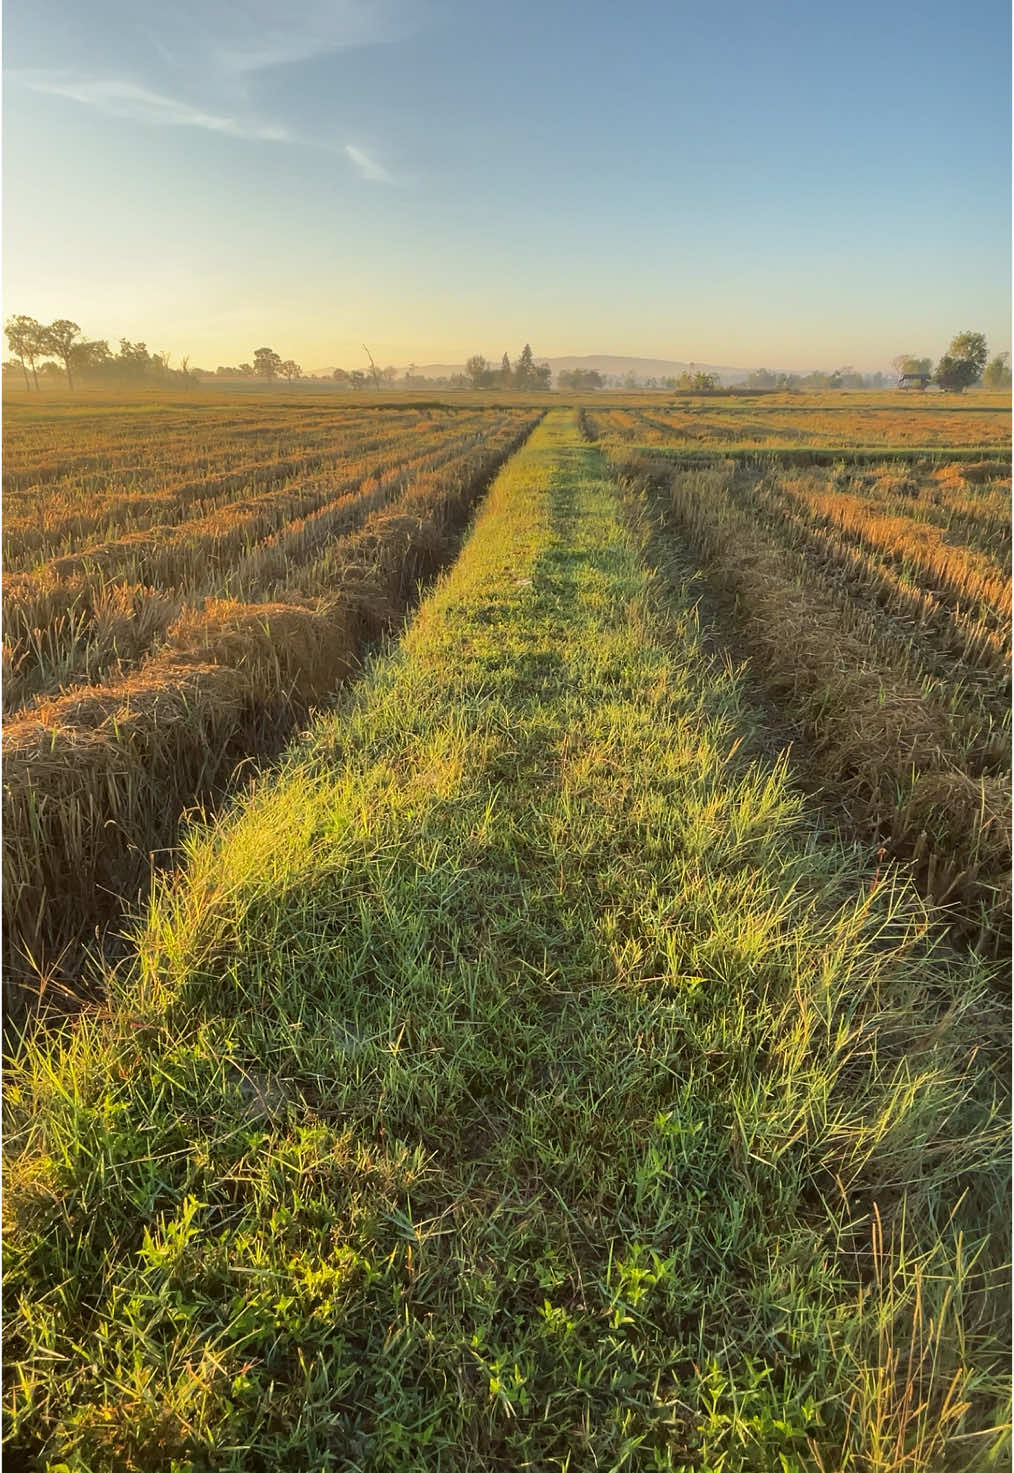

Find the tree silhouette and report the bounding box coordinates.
[41,319,83,390]
[254,347,282,380]
[935,332,988,392]
[4,315,45,389]
[466,354,489,388]
[983,353,1012,389]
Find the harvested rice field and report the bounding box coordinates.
[4,392,1012,1471]
[3,398,541,1001]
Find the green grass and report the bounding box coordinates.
[5,412,1010,1471]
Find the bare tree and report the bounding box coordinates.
[466,354,489,388]
[362,344,381,389]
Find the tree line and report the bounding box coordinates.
[462,345,552,391]
[3,315,198,391]
[892,332,1010,391]
[8,314,1008,395]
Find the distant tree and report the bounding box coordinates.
[254,347,283,380]
[514,344,550,390]
[828,366,864,390]
[381,365,399,386]
[676,369,717,391]
[514,344,537,388]
[3,358,27,386]
[75,340,113,381]
[935,331,988,391]
[935,356,966,391]
[892,354,933,380]
[983,352,1012,389]
[948,332,988,377]
[332,368,351,387]
[279,358,302,384]
[118,339,151,377]
[4,315,46,389]
[5,333,31,390]
[466,354,490,388]
[747,368,777,389]
[40,319,84,389]
[499,352,513,387]
[348,369,367,389]
[557,368,605,390]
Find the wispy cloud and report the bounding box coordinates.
[15,70,402,184]
[8,3,423,169]
[16,74,295,142]
[213,0,421,75]
[345,144,395,183]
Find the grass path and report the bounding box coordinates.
[5,412,1008,1471]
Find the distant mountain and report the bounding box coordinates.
[544,355,748,382]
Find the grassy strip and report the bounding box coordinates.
[5,412,1009,1471]
[2,417,539,1012]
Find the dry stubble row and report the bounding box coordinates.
[3,414,512,710]
[618,453,1011,946]
[2,412,542,1011]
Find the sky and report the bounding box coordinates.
[3,0,1011,373]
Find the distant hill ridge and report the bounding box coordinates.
[311,355,749,382]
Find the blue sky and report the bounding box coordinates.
[4,0,1010,371]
